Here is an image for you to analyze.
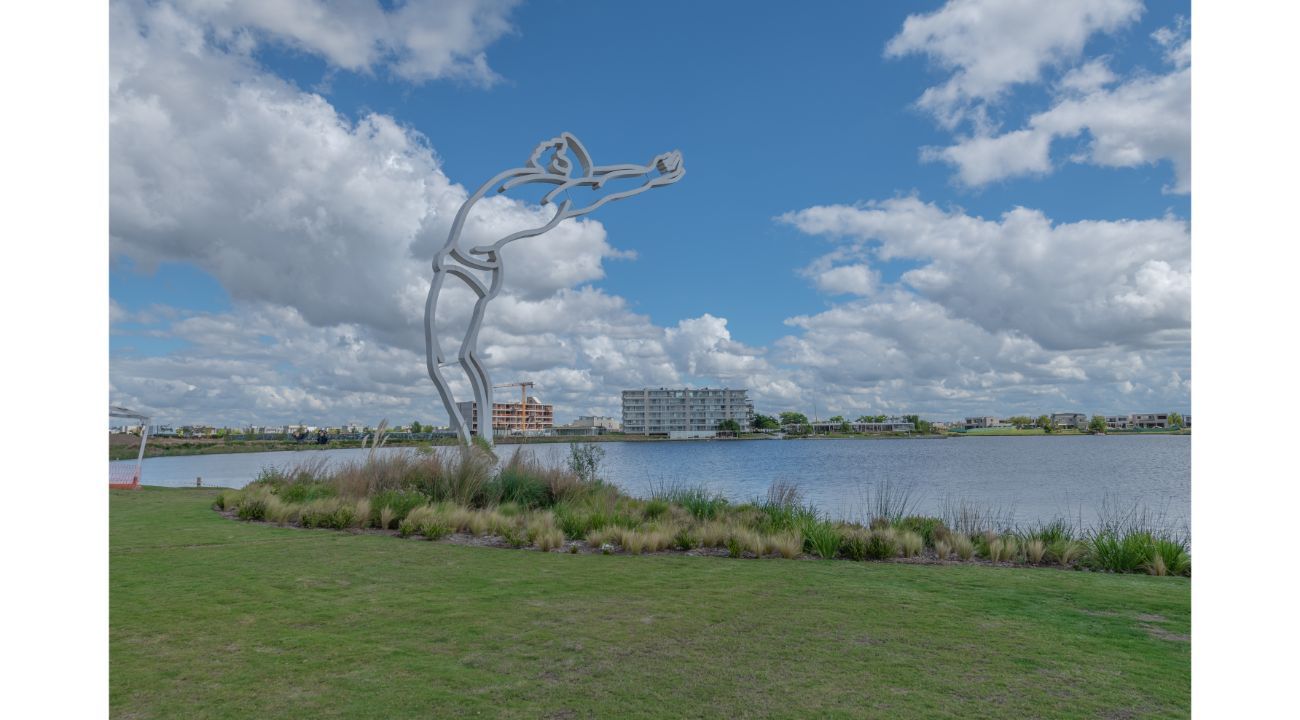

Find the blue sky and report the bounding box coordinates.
[110,0,1191,426]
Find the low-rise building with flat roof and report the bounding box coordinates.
[1051,413,1088,430]
[1131,412,1171,429]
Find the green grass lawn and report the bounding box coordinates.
[112,488,1189,719]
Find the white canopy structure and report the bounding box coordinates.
[110,406,151,489]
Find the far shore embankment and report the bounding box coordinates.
[109,428,1188,461]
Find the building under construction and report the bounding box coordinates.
[456,397,554,436]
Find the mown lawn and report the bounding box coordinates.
[111,488,1189,719]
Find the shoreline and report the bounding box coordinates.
[109,428,1189,461]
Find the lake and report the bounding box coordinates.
[112,435,1189,533]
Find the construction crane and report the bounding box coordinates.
[492,381,535,433]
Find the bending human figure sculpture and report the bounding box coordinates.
[425,133,685,446]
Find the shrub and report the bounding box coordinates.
[674,527,699,551]
[371,490,426,526]
[864,528,899,560]
[237,495,268,521]
[804,521,842,559]
[642,499,669,521]
[567,442,605,483]
[894,516,946,548]
[501,525,528,548]
[378,506,396,531]
[898,530,924,558]
[725,535,743,558]
[300,498,342,529]
[354,499,372,529]
[951,534,975,561]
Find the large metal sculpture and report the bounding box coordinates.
[426,133,684,446]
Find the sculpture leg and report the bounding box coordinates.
[463,345,494,447]
[425,267,474,447]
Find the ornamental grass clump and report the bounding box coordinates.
[696,520,733,548]
[1087,530,1153,573]
[934,539,952,560]
[1151,537,1191,577]
[898,530,924,558]
[271,497,305,525]
[726,528,764,558]
[839,528,869,561]
[951,534,975,561]
[803,521,842,559]
[586,526,621,549]
[765,530,803,559]
[986,536,1018,563]
[864,528,899,560]
[1054,539,1087,567]
[1025,538,1047,564]
[400,504,442,537]
[536,527,565,551]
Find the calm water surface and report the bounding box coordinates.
[114,435,1189,532]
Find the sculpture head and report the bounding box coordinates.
[469,133,684,255]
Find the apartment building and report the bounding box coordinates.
[622,388,753,437]
[456,396,555,436]
[964,416,1001,430]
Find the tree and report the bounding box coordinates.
[779,411,809,426]
[1007,415,1034,429]
[828,415,845,423]
[1168,412,1184,429]
[1036,415,1054,433]
[751,413,780,430]
[410,421,423,434]
[1088,415,1108,434]
[839,422,853,434]
[717,419,741,434]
